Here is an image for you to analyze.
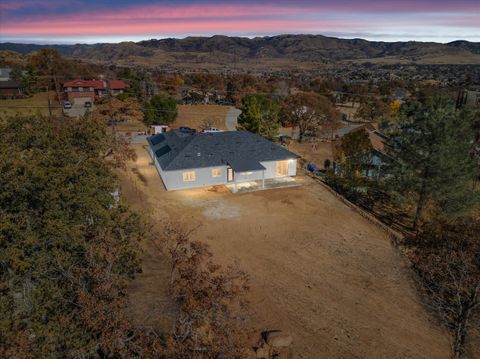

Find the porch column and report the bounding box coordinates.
[262,170,265,189]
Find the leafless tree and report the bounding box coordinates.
[407,218,480,357]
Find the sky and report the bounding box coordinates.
[0,0,479,44]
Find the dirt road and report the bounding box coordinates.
[121,144,451,358]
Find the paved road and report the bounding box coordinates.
[129,134,148,144]
[225,106,241,131]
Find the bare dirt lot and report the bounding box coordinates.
[175,104,230,130]
[120,144,452,358]
[289,141,333,169]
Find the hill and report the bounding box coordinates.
[1,34,480,68]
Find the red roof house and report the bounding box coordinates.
[63,79,127,102]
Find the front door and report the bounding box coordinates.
[227,167,234,182]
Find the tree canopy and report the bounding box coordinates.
[281,92,339,141]
[0,114,149,358]
[237,94,280,140]
[143,94,178,126]
[387,97,480,228]
[334,129,374,178]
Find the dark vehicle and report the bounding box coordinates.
[84,101,92,108]
[63,101,72,109]
[179,126,196,134]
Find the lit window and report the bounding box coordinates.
[276,160,288,176]
[182,171,196,182]
[212,168,221,177]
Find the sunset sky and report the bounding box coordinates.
[0,0,479,44]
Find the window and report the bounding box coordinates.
[182,171,196,182]
[276,160,289,177]
[212,168,221,177]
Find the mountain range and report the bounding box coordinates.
[1,35,480,68]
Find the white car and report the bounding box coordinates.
[203,127,224,133]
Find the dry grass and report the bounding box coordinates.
[174,104,230,131]
[0,91,62,118]
[116,119,148,133]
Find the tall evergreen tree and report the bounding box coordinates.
[387,97,479,229]
[237,94,280,140]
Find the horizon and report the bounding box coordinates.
[0,0,479,44]
[0,33,478,46]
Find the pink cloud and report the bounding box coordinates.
[1,1,478,41]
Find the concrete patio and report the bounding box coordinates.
[225,176,302,193]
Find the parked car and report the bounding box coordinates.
[63,101,72,109]
[84,101,92,108]
[179,126,196,133]
[203,127,224,133]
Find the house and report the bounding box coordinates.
[334,123,377,139]
[0,68,12,81]
[333,128,391,178]
[0,80,24,99]
[147,129,298,191]
[62,79,127,103]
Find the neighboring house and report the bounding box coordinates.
[147,129,298,191]
[334,123,377,139]
[333,129,391,178]
[0,68,12,81]
[0,80,24,99]
[364,130,392,178]
[62,79,127,103]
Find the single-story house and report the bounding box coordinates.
[147,129,299,191]
[333,129,392,178]
[0,68,12,82]
[63,79,127,103]
[0,80,24,99]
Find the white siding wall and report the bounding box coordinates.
[162,166,228,190]
[148,146,297,191]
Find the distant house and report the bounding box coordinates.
[0,80,24,99]
[147,129,298,191]
[62,79,127,103]
[333,123,376,139]
[333,128,391,178]
[0,68,12,82]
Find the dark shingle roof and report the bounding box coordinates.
[148,130,298,171]
[0,80,22,89]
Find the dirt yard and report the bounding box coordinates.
[289,141,333,169]
[174,104,230,130]
[120,144,452,358]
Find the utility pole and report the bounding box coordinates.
[46,86,52,118]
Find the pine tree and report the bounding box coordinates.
[387,97,479,229]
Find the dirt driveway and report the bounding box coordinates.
[121,144,450,359]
